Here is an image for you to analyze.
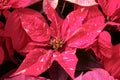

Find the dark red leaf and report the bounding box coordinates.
[0,21,4,28]
[0,69,16,80]
[90,31,112,59]
[0,46,4,65]
[49,61,69,80]
[0,21,4,36]
[5,38,17,64]
[103,44,120,79]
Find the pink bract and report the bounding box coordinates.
[75,68,116,80]
[0,0,40,10]
[5,0,105,79]
[0,0,119,80]
[97,0,120,31]
[102,44,120,79]
[97,0,120,17]
[90,31,112,59]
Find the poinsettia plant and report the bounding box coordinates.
[0,0,120,80]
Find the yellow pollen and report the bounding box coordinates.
[106,16,112,22]
[50,38,63,50]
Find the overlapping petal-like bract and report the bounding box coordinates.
[43,0,58,9]
[7,0,105,79]
[75,68,116,80]
[5,8,50,51]
[66,6,105,48]
[91,31,112,59]
[97,0,120,30]
[0,0,119,80]
[10,3,77,79]
[0,20,18,64]
[102,44,120,79]
[43,0,63,38]
[97,0,120,17]
[6,0,106,79]
[0,0,40,10]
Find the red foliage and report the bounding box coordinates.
[0,0,119,80]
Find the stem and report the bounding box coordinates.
[61,2,66,14]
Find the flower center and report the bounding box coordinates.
[105,16,112,22]
[50,38,63,50]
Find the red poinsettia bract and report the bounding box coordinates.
[4,1,105,79]
[0,0,40,10]
[97,0,120,30]
[102,44,120,79]
[75,68,116,80]
[90,31,113,59]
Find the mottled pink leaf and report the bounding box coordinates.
[65,0,97,6]
[65,6,105,48]
[0,0,40,9]
[13,49,53,76]
[103,44,120,79]
[5,75,50,80]
[67,23,104,48]
[5,8,50,50]
[15,8,50,42]
[83,6,104,24]
[91,31,112,59]
[97,0,120,16]
[0,46,4,65]
[54,47,78,79]
[75,68,115,80]
[62,8,88,41]
[43,0,63,38]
